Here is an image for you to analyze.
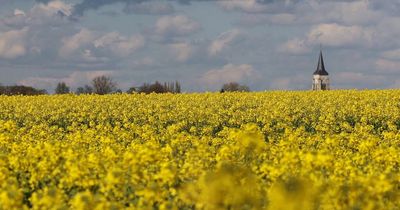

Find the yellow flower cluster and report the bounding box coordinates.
[1,90,400,209]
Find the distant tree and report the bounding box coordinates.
[221,82,250,92]
[148,81,165,93]
[40,89,48,95]
[55,82,70,94]
[138,81,181,94]
[127,87,137,94]
[163,81,181,93]
[75,85,93,95]
[138,82,162,94]
[175,81,181,93]
[75,87,84,95]
[84,85,93,93]
[0,85,47,95]
[138,83,150,93]
[92,75,117,95]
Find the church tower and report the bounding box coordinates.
[312,50,330,90]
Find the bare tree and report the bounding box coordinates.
[55,82,70,94]
[92,75,117,95]
[221,82,250,92]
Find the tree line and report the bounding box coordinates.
[0,85,47,96]
[0,75,250,96]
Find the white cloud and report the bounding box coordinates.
[335,71,386,88]
[375,59,400,73]
[373,17,400,48]
[307,23,371,47]
[129,57,156,67]
[59,28,95,58]
[269,75,308,90]
[94,32,145,57]
[381,49,400,60]
[80,49,106,62]
[209,29,243,56]
[236,13,297,27]
[0,2,78,62]
[68,71,114,86]
[123,1,175,15]
[18,77,59,90]
[3,0,400,92]
[18,70,114,90]
[389,79,400,89]
[0,27,28,59]
[13,9,25,16]
[154,15,201,36]
[269,13,296,24]
[219,0,268,13]
[332,1,381,25]
[280,23,372,55]
[59,29,145,60]
[278,38,310,55]
[299,1,382,26]
[233,1,382,27]
[200,64,256,86]
[35,0,73,16]
[0,1,74,32]
[270,78,291,90]
[169,42,193,62]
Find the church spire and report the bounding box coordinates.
[313,50,329,75]
[312,49,330,90]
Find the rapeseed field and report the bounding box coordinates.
[1,90,400,209]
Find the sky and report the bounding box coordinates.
[0,0,400,92]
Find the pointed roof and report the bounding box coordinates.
[313,50,329,75]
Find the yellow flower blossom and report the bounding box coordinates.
[0,91,400,209]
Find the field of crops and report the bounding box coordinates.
[1,90,400,209]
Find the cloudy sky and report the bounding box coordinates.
[0,0,399,92]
